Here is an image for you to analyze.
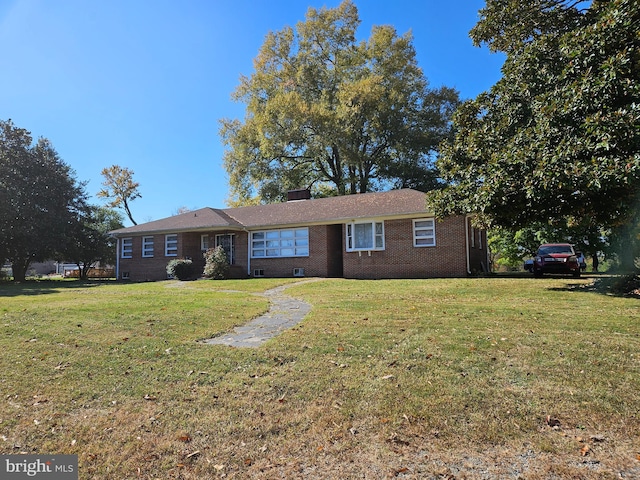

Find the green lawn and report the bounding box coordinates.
[0,277,638,479]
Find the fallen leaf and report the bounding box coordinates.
[244,458,252,466]
[143,394,157,401]
[381,375,394,380]
[580,444,590,456]
[214,464,225,471]
[590,434,605,442]
[178,434,191,442]
[546,415,561,428]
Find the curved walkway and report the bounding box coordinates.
[202,279,318,348]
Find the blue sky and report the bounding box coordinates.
[0,0,504,226]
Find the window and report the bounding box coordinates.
[165,234,178,256]
[121,238,133,258]
[251,228,309,258]
[413,218,436,247]
[346,221,384,252]
[142,236,154,257]
[201,234,209,251]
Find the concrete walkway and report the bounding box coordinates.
[202,280,318,348]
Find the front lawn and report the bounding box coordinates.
[0,277,638,479]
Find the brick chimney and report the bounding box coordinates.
[287,189,311,201]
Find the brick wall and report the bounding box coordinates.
[342,216,470,279]
[249,225,336,278]
[117,216,486,281]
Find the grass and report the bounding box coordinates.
[0,276,638,479]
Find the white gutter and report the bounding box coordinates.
[464,215,471,275]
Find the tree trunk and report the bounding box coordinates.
[11,258,30,282]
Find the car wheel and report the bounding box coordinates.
[573,271,581,278]
[533,269,543,277]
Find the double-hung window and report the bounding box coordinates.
[165,234,178,257]
[251,228,309,258]
[201,234,209,251]
[121,238,133,258]
[142,236,154,257]
[413,218,436,247]
[346,221,384,252]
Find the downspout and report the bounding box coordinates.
[464,215,471,275]
[245,228,251,277]
[115,237,120,280]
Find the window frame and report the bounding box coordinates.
[200,234,209,251]
[121,238,133,258]
[413,218,436,248]
[345,220,385,252]
[165,234,178,257]
[142,236,154,258]
[250,228,309,258]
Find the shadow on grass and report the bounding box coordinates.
[0,279,114,297]
[546,273,640,299]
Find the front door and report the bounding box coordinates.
[215,234,235,264]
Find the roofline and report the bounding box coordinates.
[109,211,436,237]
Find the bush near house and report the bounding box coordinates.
[166,258,194,280]
[203,246,230,280]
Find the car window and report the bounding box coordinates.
[538,245,574,255]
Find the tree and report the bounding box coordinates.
[430,0,639,268]
[97,165,141,225]
[220,0,459,204]
[0,119,88,282]
[65,206,124,280]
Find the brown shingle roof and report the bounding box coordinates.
[109,207,242,236]
[110,189,431,236]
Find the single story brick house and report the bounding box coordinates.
[109,189,488,281]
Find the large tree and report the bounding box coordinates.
[220,0,459,204]
[97,165,141,225]
[0,120,88,281]
[430,0,639,245]
[65,206,123,280]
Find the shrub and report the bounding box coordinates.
[203,246,230,280]
[166,258,195,281]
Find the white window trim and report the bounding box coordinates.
[413,218,436,247]
[251,228,309,258]
[121,238,133,258]
[165,234,178,257]
[345,220,385,252]
[142,236,154,258]
[201,234,209,251]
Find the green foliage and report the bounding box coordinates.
[0,119,88,282]
[97,165,141,225]
[220,0,459,204]
[431,0,639,267]
[65,206,124,279]
[203,246,230,280]
[166,258,195,281]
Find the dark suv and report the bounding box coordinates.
[533,243,581,277]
